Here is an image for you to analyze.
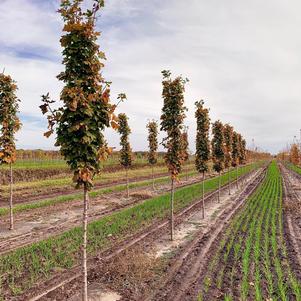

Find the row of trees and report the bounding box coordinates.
[157,72,247,240]
[277,143,300,165]
[0,1,248,300]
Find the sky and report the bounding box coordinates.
[0,0,301,154]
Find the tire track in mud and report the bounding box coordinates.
[279,164,301,273]
[145,168,266,301]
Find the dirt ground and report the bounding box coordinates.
[280,164,301,278]
[14,168,264,301]
[0,172,205,255]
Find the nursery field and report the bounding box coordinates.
[196,161,300,301]
[0,162,261,300]
[0,157,300,301]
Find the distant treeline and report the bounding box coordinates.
[15,149,167,161]
[16,149,270,162]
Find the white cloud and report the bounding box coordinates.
[1,0,301,153]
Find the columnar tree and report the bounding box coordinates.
[0,73,22,230]
[118,113,132,197]
[146,120,158,190]
[231,131,239,188]
[290,143,300,165]
[223,124,233,195]
[181,126,189,180]
[211,120,225,202]
[195,100,210,218]
[160,70,188,241]
[239,136,247,181]
[40,1,125,300]
[241,138,247,164]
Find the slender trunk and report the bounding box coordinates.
[186,165,188,181]
[82,187,89,301]
[170,178,175,241]
[228,167,231,195]
[202,171,205,219]
[126,167,129,198]
[9,163,13,230]
[218,171,221,203]
[236,166,238,189]
[152,165,155,190]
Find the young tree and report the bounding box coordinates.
[146,120,158,190]
[118,113,132,197]
[236,133,246,183]
[195,100,210,218]
[223,124,233,195]
[231,131,239,188]
[239,137,247,180]
[160,70,188,241]
[290,143,300,165]
[211,120,225,202]
[0,73,22,230]
[40,1,125,300]
[181,126,189,180]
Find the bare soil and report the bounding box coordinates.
[0,173,204,255]
[13,168,263,301]
[0,168,175,207]
[279,164,301,279]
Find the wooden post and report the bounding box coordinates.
[170,178,175,241]
[82,186,89,301]
[9,163,14,230]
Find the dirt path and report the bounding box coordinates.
[0,173,204,255]
[142,168,265,301]
[14,168,265,301]
[279,164,301,273]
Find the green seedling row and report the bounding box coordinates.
[198,161,301,301]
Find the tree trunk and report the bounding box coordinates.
[202,171,205,219]
[228,167,231,195]
[152,165,155,190]
[9,163,13,230]
[82,187,89,301]
[126,167,129,198]
[236,166,239,189]
[218,171,221,203]
[186,166,188,181]
[170,178,175,241]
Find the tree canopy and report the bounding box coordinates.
[160,70,188,179]
[211,120,225,173]
[0,73,21,164]
[195,100,210,173]
[147,120,158,165]
[40,0,124,190]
